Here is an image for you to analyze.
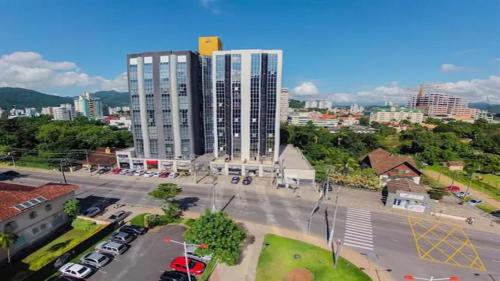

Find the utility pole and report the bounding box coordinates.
[211,174,217,212]
[59,159,68,184]
[8,152,15,167]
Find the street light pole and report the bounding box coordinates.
[183,241,192,281]
[59,159,67,184]
[163,237,208,281]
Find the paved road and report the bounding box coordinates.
[3,169,500,281]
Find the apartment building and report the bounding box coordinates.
[369,106,424,124]
[0,182,78,266]
[116,51,203,172]
[279,88,289,122]
[408,92,479,120]
[210,49,283,177]
[74,92,103,119]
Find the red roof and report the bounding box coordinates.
[361,148,421,176]
[0,182,78,221]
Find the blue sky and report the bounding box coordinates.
[0,0,499,103]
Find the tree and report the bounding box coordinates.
[148,183,182,202]
[359,116,370,126]
[0,232,17,264]
[63,199,80,219]
[185,211,246,265]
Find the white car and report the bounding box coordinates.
[143,171,154,178]
[134,170,144,176]
[59,263,92,279]
[186,244,212,262]
[83,207,101,217]
[168,172,177,179]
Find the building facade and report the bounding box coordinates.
[279,88,289,122]
[199,36,223,154]
[408,92,479,120]
[74,92,103,119]
[369,107,424,124]
[117,51,203,171]
[210,50,282,176]
[0,182,78,266]
[53,106,72,121]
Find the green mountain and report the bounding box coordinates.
[0,87,130,110]
[0,87,72,110]
[92,90,130,107]
[469,102,500,114]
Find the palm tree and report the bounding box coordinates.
[0,232,17,264]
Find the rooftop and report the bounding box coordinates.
[386,179,427,194]
[279,144,314,170]
[361,148,421,176]
[0,182,78,221]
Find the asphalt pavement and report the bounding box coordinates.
[3,168,500,281]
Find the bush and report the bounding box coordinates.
[130,213,148,227]
[144,214,174,228]
[161,202,182,220]
[71,218,97,231]
[148,183,182,201]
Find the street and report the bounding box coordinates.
[4,168,500,281]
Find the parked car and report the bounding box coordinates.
[83,207,101,218]
[446,185,461,192]
[96,167,110,174]
[144,171,154,178]
[120,224,148,235]
[126,170,135,176]
[134,170,144,176]
[51,276,79,281]
[111,231,136,244]
[454,191,470,198]
[491,210,500,218]
[169,257,206,275]
[112,168,122,174]
[159,171,170,178]
[231,176,240,184]
[95,240,129,256]
[80,252,110,268]
[160,271,195,281]
[186,245,212,262]
[168,172,178,179]
[108,210,130,222]
[119,169,128,175]
[468,199,483,206]
[58,263,93,279]
[242,176,252,185]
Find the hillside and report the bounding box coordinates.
[469,102,500,114]
[0,87,72,110]
[0,87,130,110]
[92,90,130,107]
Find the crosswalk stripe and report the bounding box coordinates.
[345,229,373,239]
[348,209,371,214]
[346,213,371,219]
[344,242,373,251]
[345,224,373,233]
[346,220,372,226]
[344,235,373,246]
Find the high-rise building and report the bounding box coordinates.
[199,36,223,153]
[53,106,73,121]
[408,93,479,121]
[210,50,282,176]
[74,92,103,119]
[116,51,204,171]
[279,88,289,122]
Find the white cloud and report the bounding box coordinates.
[292,81,319,96]
[493,58,500,62]
[0,51,127,94]
[325,76,500,104]
[199,0,220,14]
[440,63,467,73]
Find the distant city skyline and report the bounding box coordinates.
[0,0,499,103]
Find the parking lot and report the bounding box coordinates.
[87,224,186,281]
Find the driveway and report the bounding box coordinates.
[87,225,186,281]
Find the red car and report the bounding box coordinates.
[159,171,170,178]
[447,185,460,192]
[170,257,206,275]
[112,168,122,174]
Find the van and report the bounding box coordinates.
[95,240,128,256]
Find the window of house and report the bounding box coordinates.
[40,223,47,231]
[45,204,52,212]
[32,227,39,235]
[4,221,17,233]
[29,211,38,219]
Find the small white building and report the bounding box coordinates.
[369,107,424,124]
[278,145,315,188]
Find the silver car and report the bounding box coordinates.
[80,252,110,268]
[95,240,128,256]
[111,231,135,244]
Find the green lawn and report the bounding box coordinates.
[256,234,371,281]
[426,166,500,201]
[22,223,102,271]
[129,213,148,227]
[474,173,500,189]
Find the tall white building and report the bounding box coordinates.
[211,50,282,176]
[349,104,364,114]
[305,99,332,110]
[279,88,289,122]
[53,106,73,121]
[305,100,318,109]
[74,92,103,119]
